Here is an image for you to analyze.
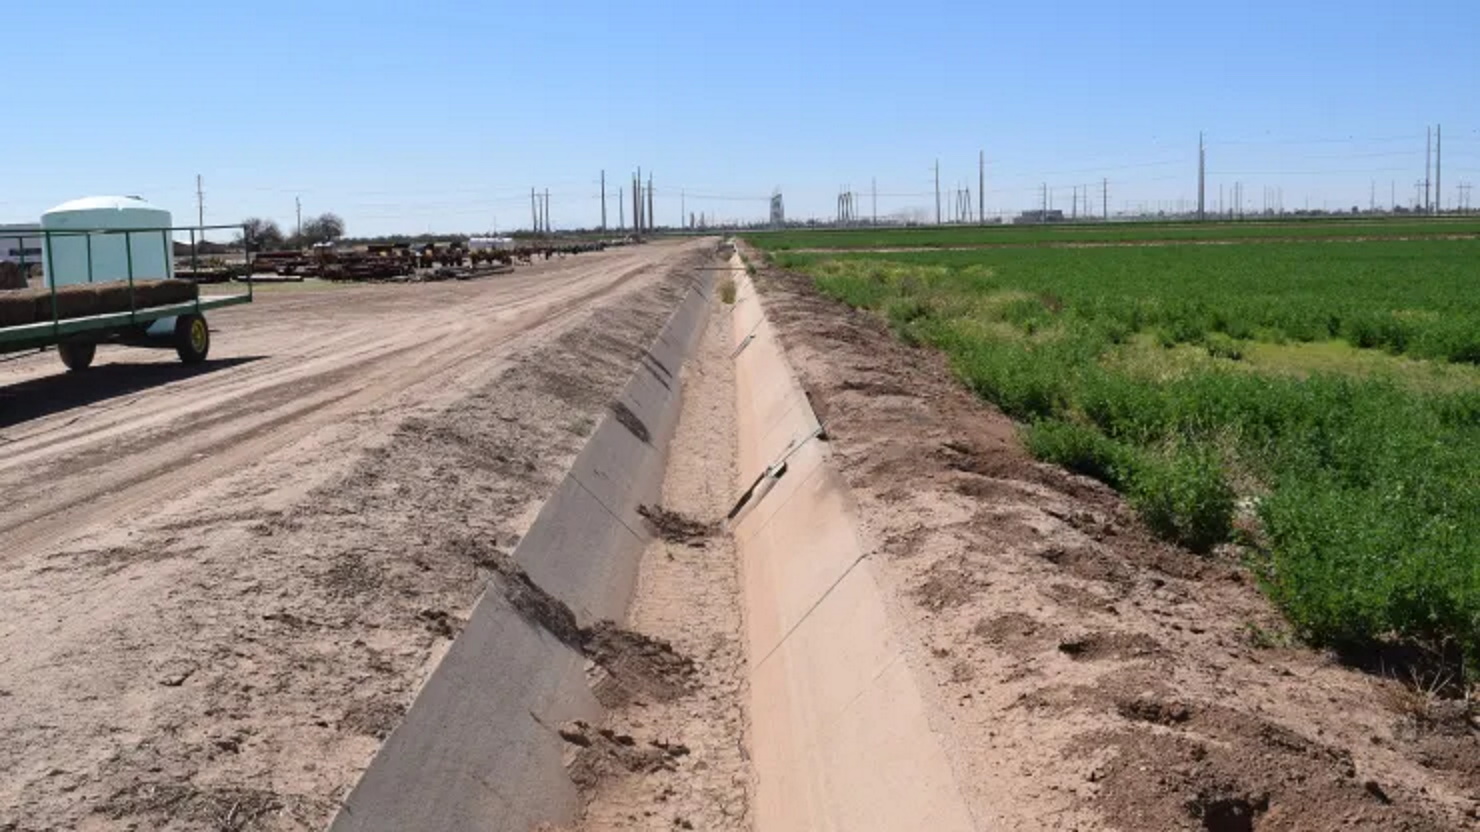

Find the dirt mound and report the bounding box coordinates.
[974,611,1060,656]
[1077,703,1441,831]
[1057,631,1165,662]
[912,554,993,611]
[636,504,716,546]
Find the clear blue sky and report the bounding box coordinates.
[5,1,1478,235]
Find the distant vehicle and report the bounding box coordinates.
[469,236,515,252]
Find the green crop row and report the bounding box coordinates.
[749,217,1480,251]
[768,241,1480,671]
[787,241,1480,366]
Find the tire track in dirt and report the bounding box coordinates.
[0,251,667,556]
[0,240,716,831]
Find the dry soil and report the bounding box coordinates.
[0,240,712,831]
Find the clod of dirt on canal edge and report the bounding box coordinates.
[636,504,717,547]
[557,721,692,791]
[483,551,697,707]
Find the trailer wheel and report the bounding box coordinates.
[58,342,96,372]
[175,314,210,364]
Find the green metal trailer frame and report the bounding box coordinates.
[0,222,254,364]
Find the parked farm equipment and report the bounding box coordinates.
[0,216,252,371]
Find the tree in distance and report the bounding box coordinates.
[236,218,285,251]
[298,212,346,246]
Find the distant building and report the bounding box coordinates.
[1014,209,1065,224]
[0,224,42,266]
[769,192,785,228]
[469,236,515,251]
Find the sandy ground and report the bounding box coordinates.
[743,243,1480,831]
[0,240,712,831]
[558,282,753,830]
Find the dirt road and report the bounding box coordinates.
[0,240,711,831]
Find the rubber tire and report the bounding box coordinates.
[58,342,96,372]
[174,314,210,364]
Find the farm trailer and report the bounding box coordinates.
[0,224,253,371]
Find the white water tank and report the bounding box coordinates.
[41,196,174,288]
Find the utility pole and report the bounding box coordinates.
[1435,124,1442,213]
[978,150,985,226]
[1103,178,1108,220]
[1197,132,1206,221]
[295,196,302,239]
[544,190,550,233]
[619,186,625,230]
[647,174,654,231]
[636,167,642,236]
[600,170,607,231]
[934,159,941,225]
[194,174,204,260]
[1425,126,1432,214]
[531,188,538,233]
[1041,182,1048,219]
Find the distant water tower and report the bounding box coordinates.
[41,195,174,288]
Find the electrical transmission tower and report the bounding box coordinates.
[837,187,859,225]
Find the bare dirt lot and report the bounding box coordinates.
[0,240,710,831]
[744,244,1480,830]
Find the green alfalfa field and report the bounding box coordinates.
[749,229,1480,675]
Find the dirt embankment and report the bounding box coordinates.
[0,243,710,831]
[743,242,1479,830]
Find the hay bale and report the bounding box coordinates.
[0,289,40,327]
[132,278,198,309]
[41,284,104,320]
[44,279,198,321]
[0,279,199,329]
[0,262,26,290]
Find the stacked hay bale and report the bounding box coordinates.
[0,278,197,328]
[0,262,26,290]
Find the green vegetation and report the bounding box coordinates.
[761,236,1480,670]
[749,217,1480,251]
